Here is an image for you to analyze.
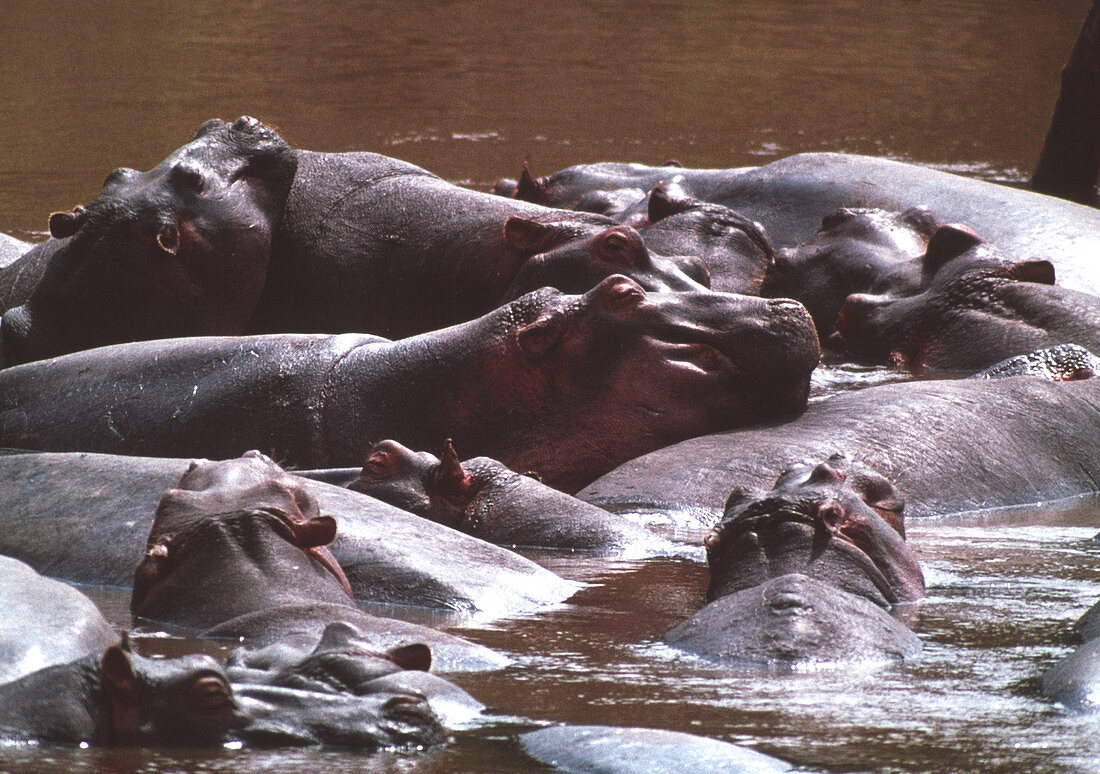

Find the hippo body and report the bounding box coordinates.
[507,153,1100,295]
[348,440,671,553]
[0,643,246,746]
[0,118,298,367]
[1042,598,1100,712]
[0,232,34,270]
[131,454,507,672]
[0,279,819,492]
[255,149,705,340]
[663,459,924,666]
[519,725,795,774]
[0,555,118,685]
[580,376,1100,525]
[0,451,577,616]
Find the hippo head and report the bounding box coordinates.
[98,640,248,745]
[500,215,710,300]
[439,275,820,492]
[759,206,940,337]
[132,451,352,626]
[703,456,925,607]
[0,116,296,365]
[639,181,775,295]
[349,439,474,527]
[832,225,1058,372]
[226,622,445,749]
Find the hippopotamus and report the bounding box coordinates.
[0,231,31,269]
[663,458,924,666]
[131,454,507,672]
[0,637,247,746]
[579,374,1100,525]
[0,277,820,493]
[228,620,477,741]
[496,153,1100,295]
[240,122,707,340]
[0,117,298,367]
[759,206,942,336]
[519,725,797,774]
[1042,598,1100,712]
[832,230,1100,372]
[0,450,577,616]
[0,555,118,685]
[973,344,1100,381]
[347,439,672,552]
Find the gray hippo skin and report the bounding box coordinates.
[0,640,247,746]
[760,206,942,337]
[0,451,577,616]
[0,277,820,493]
[348,439,669,552]
[520,725,796,774]
[0,117,297,366]
[0,555,117,685]
[499,153,1100,295]
[580,375,1100,525]
[1042,597,1100,712]
[663,458,924,666]
[833,229,1100,373]
[131,453,507,672]
[0,232,31,269]
[251,145,706,341]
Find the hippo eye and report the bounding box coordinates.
[187,674,235,714]
[168,164,206,193]
[596,230,642,267]
[103,167,137,188]
[820,209,857,231]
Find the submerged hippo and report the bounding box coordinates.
[664,458,924,666]
[833,231,1100,373]
[496,153,1100,295]
[759,206,942,336]
[0,277,820,492]
[0,555,118,685]
[579,374,1100,525]
[1042,598,1100,712]
[132,454,507,672]
[0,450,577,616]
[0,637,247,746]
[348,439,668,552]
[0,117,297,366]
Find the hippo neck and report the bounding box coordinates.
[707,522,897,608]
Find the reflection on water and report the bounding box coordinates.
[1,0,1098,772]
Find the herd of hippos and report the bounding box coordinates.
[0,113,1099,768]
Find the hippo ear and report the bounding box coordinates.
[102,645,141,738]
[516,313,566,358]
[922,223,983,277]
[647,183,694,223]
[359,442,401,481]
[290,514,339,548]
[503,216,578,255]
[386,643,432,672]
[513,164,542,203]
[48,206,87,238]
[433,440,473,504]
[156,222,180,256]
[1004,259,1056,285]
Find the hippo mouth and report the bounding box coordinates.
[706,499,903,605]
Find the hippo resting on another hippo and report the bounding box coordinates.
[132,453,506,672]
[832,228,1100,373]
[0,450,578,617]
[348,439,673,553]
[0,277,820,493]
[664,458,924,666]
[498,153,1100,295]
[0,117,298,367]
[580,370,1100,526]
[0,119,709,367]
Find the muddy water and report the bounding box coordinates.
[1,1,1098,772]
